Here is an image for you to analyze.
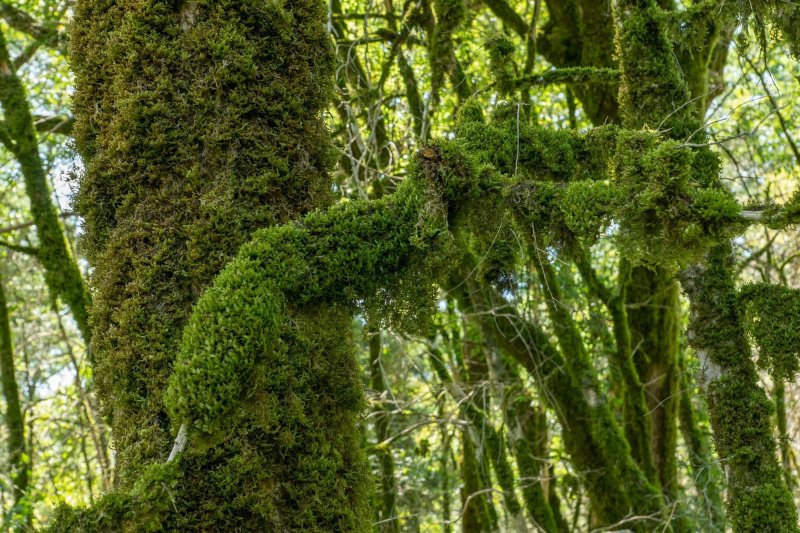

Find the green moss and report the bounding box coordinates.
[681,247,799,532]
[487,34,517,94]
[430,0,466,101]
[738,0,800,57]
[59,0,383,530]
[615,1,695,138]
[740,283,800,381]
[612,131,742,266]
[760,190,800,229]
[71,0,337,482]
[166,182,429,436]
[560,181,614,244]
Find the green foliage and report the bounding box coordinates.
[740,283,800,381]
[760,190,800,229]
[738,0,800,57]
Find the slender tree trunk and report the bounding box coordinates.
[460,427,498,533]
[626,265,681,496]
[0,29,91,345]
[773,379,796,489]
[677,355,725,531]
[370,332,400,533]
[464,278,665,530]
[0,273,29,529]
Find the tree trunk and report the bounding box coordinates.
[0,273,29,529]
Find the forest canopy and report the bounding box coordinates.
[0,0,799,532]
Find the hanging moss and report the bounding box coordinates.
[740,283,800,381]
[737,0,800,57]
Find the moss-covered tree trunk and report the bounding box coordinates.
[614,0,797,530]
[63,0,371,530]
[682,249,798,531]
[370,332,401,533]
[678,354,725,531]
[0,273,28,530]
[626,266,681,496]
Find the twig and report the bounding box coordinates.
[167,422,188,462]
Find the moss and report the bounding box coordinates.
[626,264,682,498]
[681,246,798,532]
[70,0,337,483]
[60,0,383,530]
[456,103,617,183]
[514,67,620,91]
[740,283,800,381]
[615,0,695,138]
[166,182,430,437]
[678,356,726,531]
[507,393,559,532]
[429,0,466,102]
[487,34,517,94]
[760,190,800,229]
[47,464,177,533]
[612,130,742,267]
[560,181,615,245]
[460,428,498,532]
[738,0,800,57]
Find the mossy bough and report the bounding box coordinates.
[166,179,447,442]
